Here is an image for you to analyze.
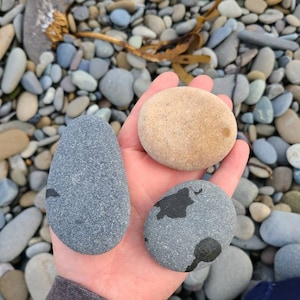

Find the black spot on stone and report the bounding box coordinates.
[193,187,203,195]
[185,237,222,272]
[155,188,194,220]
[46,188,60,198]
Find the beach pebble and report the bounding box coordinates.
[25,242,51,258]
[253,96,274,124]
[71,70,97,91]
[94,40,115,58]
[89,58,108,80]
[0,207,42,262]
[138,86,237,170]
[232,234,268,251]
[99,68,134,108]
[245,80,266,105]
[29,171,48,192]
[233,177,259,207]
[281,190,300,213]
[235,215,255,241]
[218,1,243,18]
[25,253,56,300]
[0,24,15,60]
[56,43,77,69]
[285,60,300,84]
[266,166,293,192]
[1,47,27,94]
[0,129,29,161]
[252,138,277,165]
[275,109,300,143]
[272,92,293,117]
[175,19,197,35]
[0,178,18,207]
[251,47,275,79]
[267,136,290,166]
[21,71,43,95]
[249,202,271,222]
[204,246,253,300]
[286,143,300,168]
[110,9,131,27]
[50,64,62,83]
[274,244,300,281]
[16,92,38,122]
[183,266,210,290]
[0,270,28,300]
[66,96,89,118]
[144,180,236,272]
[46,115,130,254]
[260,211,300,247]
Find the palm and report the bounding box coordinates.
[50,72,249,300]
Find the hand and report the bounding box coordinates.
[50,72,249,300]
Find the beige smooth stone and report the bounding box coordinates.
[66,96,90,118]
[275,109,300,143]
[273,203,292,212]
[0,24,15,60]
[245,0,267,14]
[34,150,52,170]
[0,129,29,161]
[249,202,271,222]
[138,87,237,170]
[16,92,38,122]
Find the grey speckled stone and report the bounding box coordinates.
[144,180,236,272]
[46,115,130,255]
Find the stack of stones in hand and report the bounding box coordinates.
[0,0,300,299]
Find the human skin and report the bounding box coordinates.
[49,72,250,300]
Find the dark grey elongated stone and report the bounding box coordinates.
[46,115,130,254]
[144,180,236,272]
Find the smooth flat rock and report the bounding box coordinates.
[204,246,253,300]
[0,24,15,60]
[144,180,236,272]
[260,211,300,247]
[251,47,275,79]
[274,244,300,281]
[0,207,43,262]
[0,129,29,161]
[138,86,237,171]
[25,253,57,300]
[286,143,300,168]
[16,92,39,122]
[232,177,259,207]
[0,178,18,207]
[266,166,292,192]
[46,115,131,254]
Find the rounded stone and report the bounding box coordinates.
[281,190,300,213]
[0,178,19,207]
[138,87,237,171]
[286,143,300,168]
[46,115,131,254]
[71,70,97,92]
[66,96,90,118]
[249,202,271,222]
[110,9,131,27]
[235,215,255,241]
[286,60,300,84]
[252,138,277,165]
[266,166,293,192]
[16,92,38,122]
[0,24,15,60]
[144,180,236,272]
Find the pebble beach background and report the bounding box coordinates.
[0,0,300,299]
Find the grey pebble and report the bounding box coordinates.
[46,115,130,254]
[274,243,300,281]
[175,19,197,35]
[267,136,290,166]
[94,40,114,58]
[231,234,268,251]
[0,210,5,229]
[285,60,300,84]
[0,3,24,26]
[40,75,53,90]
[60,75,76,93]
[207,26,232,49]
[183,266,210,291]
[260,211,300,247]
[232,177,258,208]
[286,143,300,168]
[204,246,253,300]
[56,43,77,69]
[0,207,42,262]
[1,0,16,12]
[238,30,299,51]
[94,108,111,122]
[235,215,255,241]
[245,79,266,105]
[0,178,18,207]
[21,71,43,95]
[252,138,277,165]
[71,70,97,92]
[266,166,293,192]
[13,13,23,43]
[25,242,51,258]
[144,180,236,272]
[241,112,254,124]
[29,171,48,192]
[294,169,300,185]
[73,5,89,21]
[251,47,275,79]
[89,58,108,80]
[99,68,134,107]
[253,96,274,124]
[272,92,293,117]
[110,9,131,27]
[50,64,62,84]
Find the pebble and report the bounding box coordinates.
[34,150,52,171]
[233,177,259,207]
[207,26,233,49]
[267,166,293,192]
[0,129,29,161]
[274,243,300,281]
[46,115,130,254]
[281,190,300,213]
[175,19,197,35]
[183,266,210,291]
[56,43,77,69]
[66,96,90,118]
[267,136,290,166]
[260,211,300,247]
[248,157,272,179]
[89,58,108,80]
[251,47,275,80]
[138,86,237,170]
[25,253,57,300]
[29,171,48,192]
[232,234,268,251]
[172,4,185,22]
[144,180,236,272]
[16,92,38,122]
[0,207,42,262]
[50,64,62,84]
[144,14,166,36]
[94,40,115,58]
[110,9,131,28]
[0,178,18,207]
[71,70,97,92]
[21,71,43,95]
[252,138,277,165]
[204,246,253,300]
[99,68,134,108]
[245,79,266,105]
[253,96,274,124]
[25,241,51,258]
[0,24,15,60]
[249,202,271,222]
[272,92,293,117]
[1,47,27,94]
[275,109,300,143]
[218,1,243,18]
[235,215,255,241]
[286,143,300,168]
[0,270,28,300]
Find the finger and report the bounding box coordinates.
[217,94,233,111]
[118,72,179,150]
[209,140,249,197]
[188,75,213,91]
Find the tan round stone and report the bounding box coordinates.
[34,150,52,170]
[273,203,292,212]
[0,24,15,61]
[16,92,38,122]
[249,202,271,222]
[0,129,29,161]
[138,87,237,170]
[19,191,37,208]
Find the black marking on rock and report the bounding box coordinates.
[192,187,203,195]
[155,188,194,220]
[185,237,222,272]
[46,188,60,198]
